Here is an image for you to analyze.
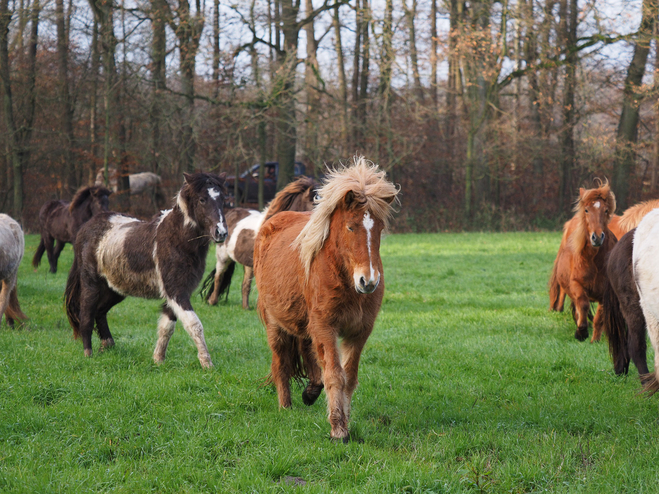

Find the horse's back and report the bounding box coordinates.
[0,215,24,280]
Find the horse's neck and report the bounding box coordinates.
[72,200,93,228]
[162,206,208,252]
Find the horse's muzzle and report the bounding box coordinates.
[590,232,605,247]
[355,274,380,294]
[213,227,227,243]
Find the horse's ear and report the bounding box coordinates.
[216,172,227,184]
[183,172,192,184]
[344,190,356,209]
[579,188,585,198]
[383,194,397,205]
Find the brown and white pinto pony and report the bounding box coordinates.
[32,186,111,273]
[549,183,617,342]
[608,198,659,240]
[201,176,317,309]
[65,173,228,368]
[254,158,399,441]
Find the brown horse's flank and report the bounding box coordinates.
[32,186,111,273]
[254,157,398,441]
[549,182,617,342]
[65,173,227,368]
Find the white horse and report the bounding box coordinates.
[94,168,162,195]
[632,208,659,393]
[0,214,27,326]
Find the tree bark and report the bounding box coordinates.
[333,3,348,150]
[403,0,423,102]
[151,0,167,175]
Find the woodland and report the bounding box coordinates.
[0,0,657,232]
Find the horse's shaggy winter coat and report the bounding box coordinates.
[202,176,316,309]
[548,183,617,342]
[32,186,111,273]
[253,157,398,441]
[0,214,27,326]
[65,173,228,368]
[608,198,659,240]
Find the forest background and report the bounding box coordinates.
[0,0,656,232]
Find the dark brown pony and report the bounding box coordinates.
[32,186,111,273]
[549,183,617,342]
[64,173,227,368]
[201,176,317,309]
[253,158,398,441]
[600,228,650,381]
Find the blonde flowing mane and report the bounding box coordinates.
[618,198,659,233]
[568,181,616,252]
[293,157,399,277]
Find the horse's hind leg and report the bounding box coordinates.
[208,246,231,306]
[44,235,57,273]
[52,240,66,271]
[0,276,14,326]
[266,321,295,408]
[166,297,213,368]
[95,288,124,350]
[591,304,604,342]
[639,307,659,394]
[557,289,566,312]
[153,305,177,364]
[241,266,254,310]
[78,282,101,357]
[301,337,323,406]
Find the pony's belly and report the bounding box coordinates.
[101,269,162,299]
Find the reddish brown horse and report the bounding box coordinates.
[549,183,617,342]
[608,198,659,239]
[254,158,398,441]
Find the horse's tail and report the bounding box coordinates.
[264,332,307,385]
[548,256,561,311]
[64,251,82,339]
[32,237,45,269]
[601,277,629,374]
[6,285,27,322]
[200,262,235,304]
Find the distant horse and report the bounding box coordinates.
[65,172,228,368]
[608,198,659,239]
[630,209,659,394]
[253,157,399,441]
[600,228,649,381]
[201,176,317,309]
[0,214,27,326]
[95,167,162,195]
[549,182,617,342]
[32,186,111,273]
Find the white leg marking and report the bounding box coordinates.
[153,313,176,363]
[167,299,213,368]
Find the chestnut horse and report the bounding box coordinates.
[608,198,659,240]
[201,176,317,309]
[548,183,617,342]
[65,173,227,368]
[32,186,111,273]
[254,158,398,441]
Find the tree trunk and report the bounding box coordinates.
[56,0,76,194]
[89,20,99,185]
[404,0,423,102]
[333,3,348,150]
[304,0,319,171]
[357,0,370,137]
[212,0,220,98]
[150,0,167,176]
[430,0,438,107]
[613,0,656,209]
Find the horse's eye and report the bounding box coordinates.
[200,198,206,205]
[347,226,354,232]
[585,209,589,213]
[605,209,609,214]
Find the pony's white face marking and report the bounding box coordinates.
[594,201,601,209]
[353,211,380,293]
[208,188,220,201]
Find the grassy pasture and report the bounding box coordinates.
[1,232,659,493]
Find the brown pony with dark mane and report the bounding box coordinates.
[32,186,111,273]
[201,176,316,309]
[549,182,617,342]
[253,157,399,441]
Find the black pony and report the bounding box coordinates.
[601,228,650,381]
[65,172,228,368]
[32,186,111,273]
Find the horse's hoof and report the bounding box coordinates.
[302,384,323,406]
[84,349,93,357]
[200,359,214,369]
[100,338,115,349]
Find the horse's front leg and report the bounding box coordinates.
[167,297,213,369]
[570,283,590,341]
[44,235,57,273]
[340,334,370,423]
[639,306,659,394]
[241,266,254,310]
[153,305,177,363]
[591,303,604,342]
[312,329,348,441]
[300,337,323,406]
[52,239,66,268]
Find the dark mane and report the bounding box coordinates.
[183,172,227,195]
[264,176,316,223]
[69,186,111,213]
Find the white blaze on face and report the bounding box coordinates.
[594,201,601,209]
[363,211,376,281]
[207,188,227,236]
[208,188,220,201]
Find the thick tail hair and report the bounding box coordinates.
[32,237,45,269]
[6,285,27,322]
[264,332,307,386]
[200,262,236,303]
[64,252,82,339]
[548,259,561,311]
[601,278,629,375]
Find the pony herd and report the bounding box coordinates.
[549,181,659,394]
[3,157,396,441]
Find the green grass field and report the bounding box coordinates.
[1,232,658,493]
